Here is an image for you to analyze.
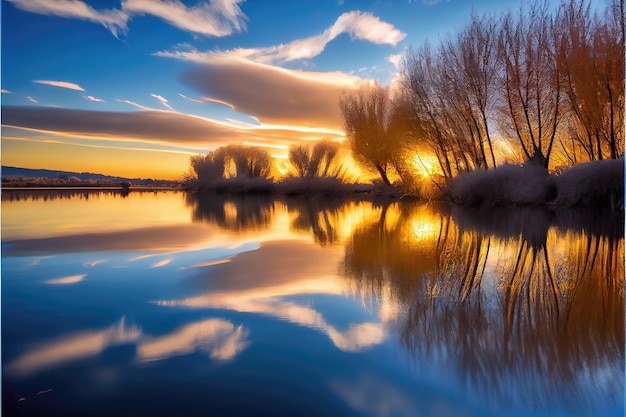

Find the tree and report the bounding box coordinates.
[340,82,410,185]
[190,149,226,186]
[288,141,346,179]
[190,144,273,186]
[556,0,624,162]
[497,3,563,168]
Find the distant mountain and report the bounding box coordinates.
[1,166,179,186]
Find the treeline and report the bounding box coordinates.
[189,0,623,200]
[341,0,624,183]
[186,142,386,196]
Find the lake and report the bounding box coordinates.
[2,190,623,417]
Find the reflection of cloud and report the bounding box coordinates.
[156,242,385,352]
[84,260,106,267]
[7,317,248,377]
[156,51,362,130]
[137,319,249,362]
[7,0,129,38]
[159,293,385,352]
[329,375,419,417]
[151,258,172,268]
[3,225,215,256]
[45,274,87,284]
[190,259,231,268]
[33,80,85,91]
[6,318,141,376]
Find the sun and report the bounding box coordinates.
[411,153,439,178]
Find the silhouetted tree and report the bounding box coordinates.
[497,3,563,168]
[556,0,624,163]
[340,82,411,185]
[287,141,347,179]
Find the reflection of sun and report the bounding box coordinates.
[410,218,439,242]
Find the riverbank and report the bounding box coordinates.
[449,158,624,210]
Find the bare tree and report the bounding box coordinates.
[288,141,346,179]
[497,3,563,168]
[340,82,410,185]
[556,0,624,162]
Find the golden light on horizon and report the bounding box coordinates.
[411,153,440,178]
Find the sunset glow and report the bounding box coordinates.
[2,0,527,180]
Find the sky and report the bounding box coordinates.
[1,0,526,180]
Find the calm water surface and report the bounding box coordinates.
[2,190,623,417]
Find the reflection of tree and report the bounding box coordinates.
[344,203,624,413]
[286,197,345,246]
[1,189,127,202]
[185,193,275,232]
[343,202,446,303]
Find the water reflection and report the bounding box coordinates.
[343,202,624,414]
[7,317,249,377]
[1,189,129,202]
[3,191,622,416]
[158,240,386,352]
[186,193,276,232]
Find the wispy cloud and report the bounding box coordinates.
[387,52,403,70]
[178,93,204,103]
[1,89,12,94]
[1,105,345,151]
[7,0,129,38]
[150,93,175,111]
[182,11,405,65]
[45,274,87,284]
[27,96,39,103]
[116,98,155,111]
[7,0,247,38]
[122,0,247,37]
[151,258,172,268]
[84,95,104,102]
[33,80,85,91]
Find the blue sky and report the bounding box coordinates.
[1,0,525,179]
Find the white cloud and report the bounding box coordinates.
[121,0,247,37]
[8,0,247,38]
[178,93,204,103]
[200,11,405,65]
[84,95,104,102]
[150,93,175,111]
[387,52,403,70]
[1,89,12,94]
[27,96,39,103]
[116,98,155,111]
[7,0,129,38]
[33,80,85,91]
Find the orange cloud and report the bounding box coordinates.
[33,79,85,91]
[2,105,345,156]
[156,51,362,130]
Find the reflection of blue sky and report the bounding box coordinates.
[3,195,623,417]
